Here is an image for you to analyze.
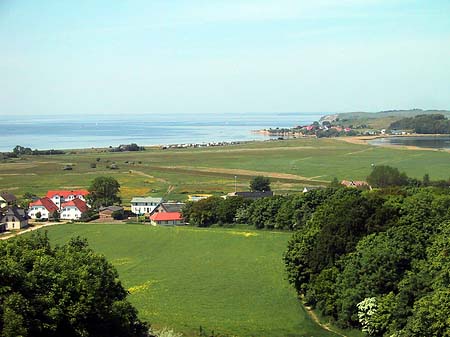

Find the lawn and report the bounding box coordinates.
[42,223,344,337]
[2,137,450,202]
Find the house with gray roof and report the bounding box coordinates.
[0,192,17,210]
[153,202,185,214]
[131,197,163,215]
[1,206,28,230]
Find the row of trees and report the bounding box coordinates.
[12,145,65,156]
[283,187,450,336]
[182,188,336,230]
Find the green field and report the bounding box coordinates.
[40,223,346,337]
[2,138,450,203]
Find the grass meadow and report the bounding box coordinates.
[2,137,450,202]
[41,223,348,337]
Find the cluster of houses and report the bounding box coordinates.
[28,189,90,220]
[1,178,370,234]
[161,141,244,150]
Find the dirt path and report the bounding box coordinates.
[0,222,65,240]
[128,170,167,183]
[157,165,329,183]
[304,305,347,337]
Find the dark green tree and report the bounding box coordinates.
[0,233,148,337]
[367,165,408,188]
[88,176,121,208]
[249,176,271,192]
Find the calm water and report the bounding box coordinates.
[369,136,450,149]
[0,112,323,151]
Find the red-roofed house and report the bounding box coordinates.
[46,189,89,209]
[150,212,185,226]
[60,198,89,220]
[28,197,59,219]
[341,180,371,189]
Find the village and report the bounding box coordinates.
[0,178,370,235]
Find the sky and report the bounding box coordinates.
[1,0,449,116]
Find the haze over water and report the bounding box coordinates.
[0,112,322,151]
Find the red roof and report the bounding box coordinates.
[150,212,183,221]
[29,197,59,212]
[46,189,89,199]
[61,198,89,213]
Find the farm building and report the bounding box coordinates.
[99,206,124,221]
[150,212,185,226]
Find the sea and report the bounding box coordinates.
[0,112,324,152]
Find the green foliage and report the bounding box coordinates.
[112,209,125,220]
[249,176,271,192]
[88,176,121,208]
[367,165,408,188]
[284,187,450,336]
[243,196,285,229]
[51,210,60,221]
[0,233,148,337]
[390,114,450,134]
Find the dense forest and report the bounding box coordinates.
[283,186,450,336]
[389,114,450,134]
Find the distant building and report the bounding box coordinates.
[153,202,185,214]
[0,222,6,233]
[150,212,185,226]
[226,191,274,200]
[188,194,213,202]
[46,189,89,209]
[302,186,322,193]
[99,206,124,222]
[0,192,17,210]
[1,206,28,230]
[341,180,371,189]
[131,197,163,215]
[60,199,89,220]
[28,197,59,219]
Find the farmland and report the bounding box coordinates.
[41,223,352,337]
[1,137,450,203]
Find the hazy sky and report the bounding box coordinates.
[1,0,449,116]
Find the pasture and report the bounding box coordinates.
[42,223,344,337]
[1,137,450,202]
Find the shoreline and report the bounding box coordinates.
[3,133,450,154]
[338,134,450,152]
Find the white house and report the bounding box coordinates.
[46,189,89,209]
[131,197,163,215]
[60,198,89,220]
[28,197,59,219]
